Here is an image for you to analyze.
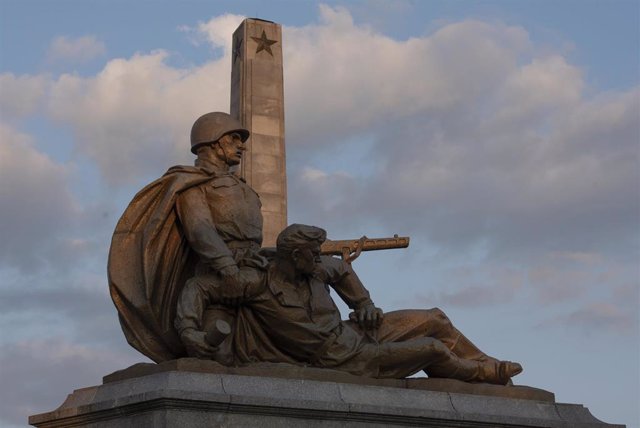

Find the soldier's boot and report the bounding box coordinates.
[472,360,523,385]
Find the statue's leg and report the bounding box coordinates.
[377,338,516,385]
[375,309,498,363]
[175,274,217,334]
[175,274,237,363]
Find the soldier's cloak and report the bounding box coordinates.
[108,166,215,362]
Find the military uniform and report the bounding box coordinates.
[176,256,512,383]
[108,112,263,363]
[176,157,266,274]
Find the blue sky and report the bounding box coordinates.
[0,1,638,427]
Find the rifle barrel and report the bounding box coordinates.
[320,236,410,255]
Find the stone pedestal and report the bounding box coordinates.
[29,360,624,427]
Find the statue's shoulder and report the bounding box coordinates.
[121,166,211,214]
[164,167,254,194]
[155,165,214,191]
[163,164,208,178]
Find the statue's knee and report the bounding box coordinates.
[430,307,445,319]
[429,307,451,327]
[424,338,449,357]
[183,276,200,293]
[187,274,221,291]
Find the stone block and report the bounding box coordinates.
[251,114,282,138]
[29,367,625,428]
[252,173,284,194]
[250,134,284,156]
[259,192,287,213]
[251,60,283,80]
[406,378,553,401]
[251,166,286,185]
[251,96,283,117]
[251,80,281,99]
[251,153,284,175]
[338,382,455,419]
[222,374,348,413]
[448,393,559,426]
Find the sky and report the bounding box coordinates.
[0,0,638,426]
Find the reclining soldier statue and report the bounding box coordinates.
[175,223,522,385]
[108,112,522,384]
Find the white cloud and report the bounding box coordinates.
[491,55,583,126]
[416,265,524,307]
[282,7,531,146]
[47,35,106,63]
[0,275,122,344]
[0,124,78,270]
[4,5,638,293]
[279,6,638,263]
[194,13,246,52]
[0,73,49,118]
[548,251,603,265]
[288,167,367,235]
[47,50,231,184]
[528,264,593,304]
[0,339,141,427]
[540,302,637,334]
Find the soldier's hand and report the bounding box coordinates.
[218,265,244,306]
[219,265,240,284]
[354,303,384,331]
[181,329,217,359]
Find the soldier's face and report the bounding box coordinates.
[293,244,322,276]
[216,132,246,165]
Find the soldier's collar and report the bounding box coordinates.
[195,158,233,176]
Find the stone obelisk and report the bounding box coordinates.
[231,19,287,247]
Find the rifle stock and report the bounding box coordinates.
[320,235,410,263]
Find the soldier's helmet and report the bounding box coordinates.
[190,112,250,154]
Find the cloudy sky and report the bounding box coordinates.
[0,0,638,426]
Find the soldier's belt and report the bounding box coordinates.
[226,240,260,250]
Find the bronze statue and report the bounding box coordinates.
[108,112,266,362]
[109,112,522,384]
[175,224,522,384]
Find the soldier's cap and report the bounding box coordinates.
[277,224,327,253]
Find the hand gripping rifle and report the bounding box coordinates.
[320,234,410,263]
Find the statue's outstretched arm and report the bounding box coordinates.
[320,256,383,330]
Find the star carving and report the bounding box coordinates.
[251,30,277,56]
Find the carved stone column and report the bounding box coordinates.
[231,18,287,247]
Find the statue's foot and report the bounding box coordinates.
[473,360,522,385]
[498,361,523,385]
[181,329,218,359]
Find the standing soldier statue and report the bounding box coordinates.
[109,112,266,363]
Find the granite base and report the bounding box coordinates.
[29,360,624,428]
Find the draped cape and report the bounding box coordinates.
[108,166,215,362]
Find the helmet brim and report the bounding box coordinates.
[190,128,250,154]
[226,128,250,142]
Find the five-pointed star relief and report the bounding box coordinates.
[251,30,277,56]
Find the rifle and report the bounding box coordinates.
[320,234,410,263]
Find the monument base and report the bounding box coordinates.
[29,359,623,427]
